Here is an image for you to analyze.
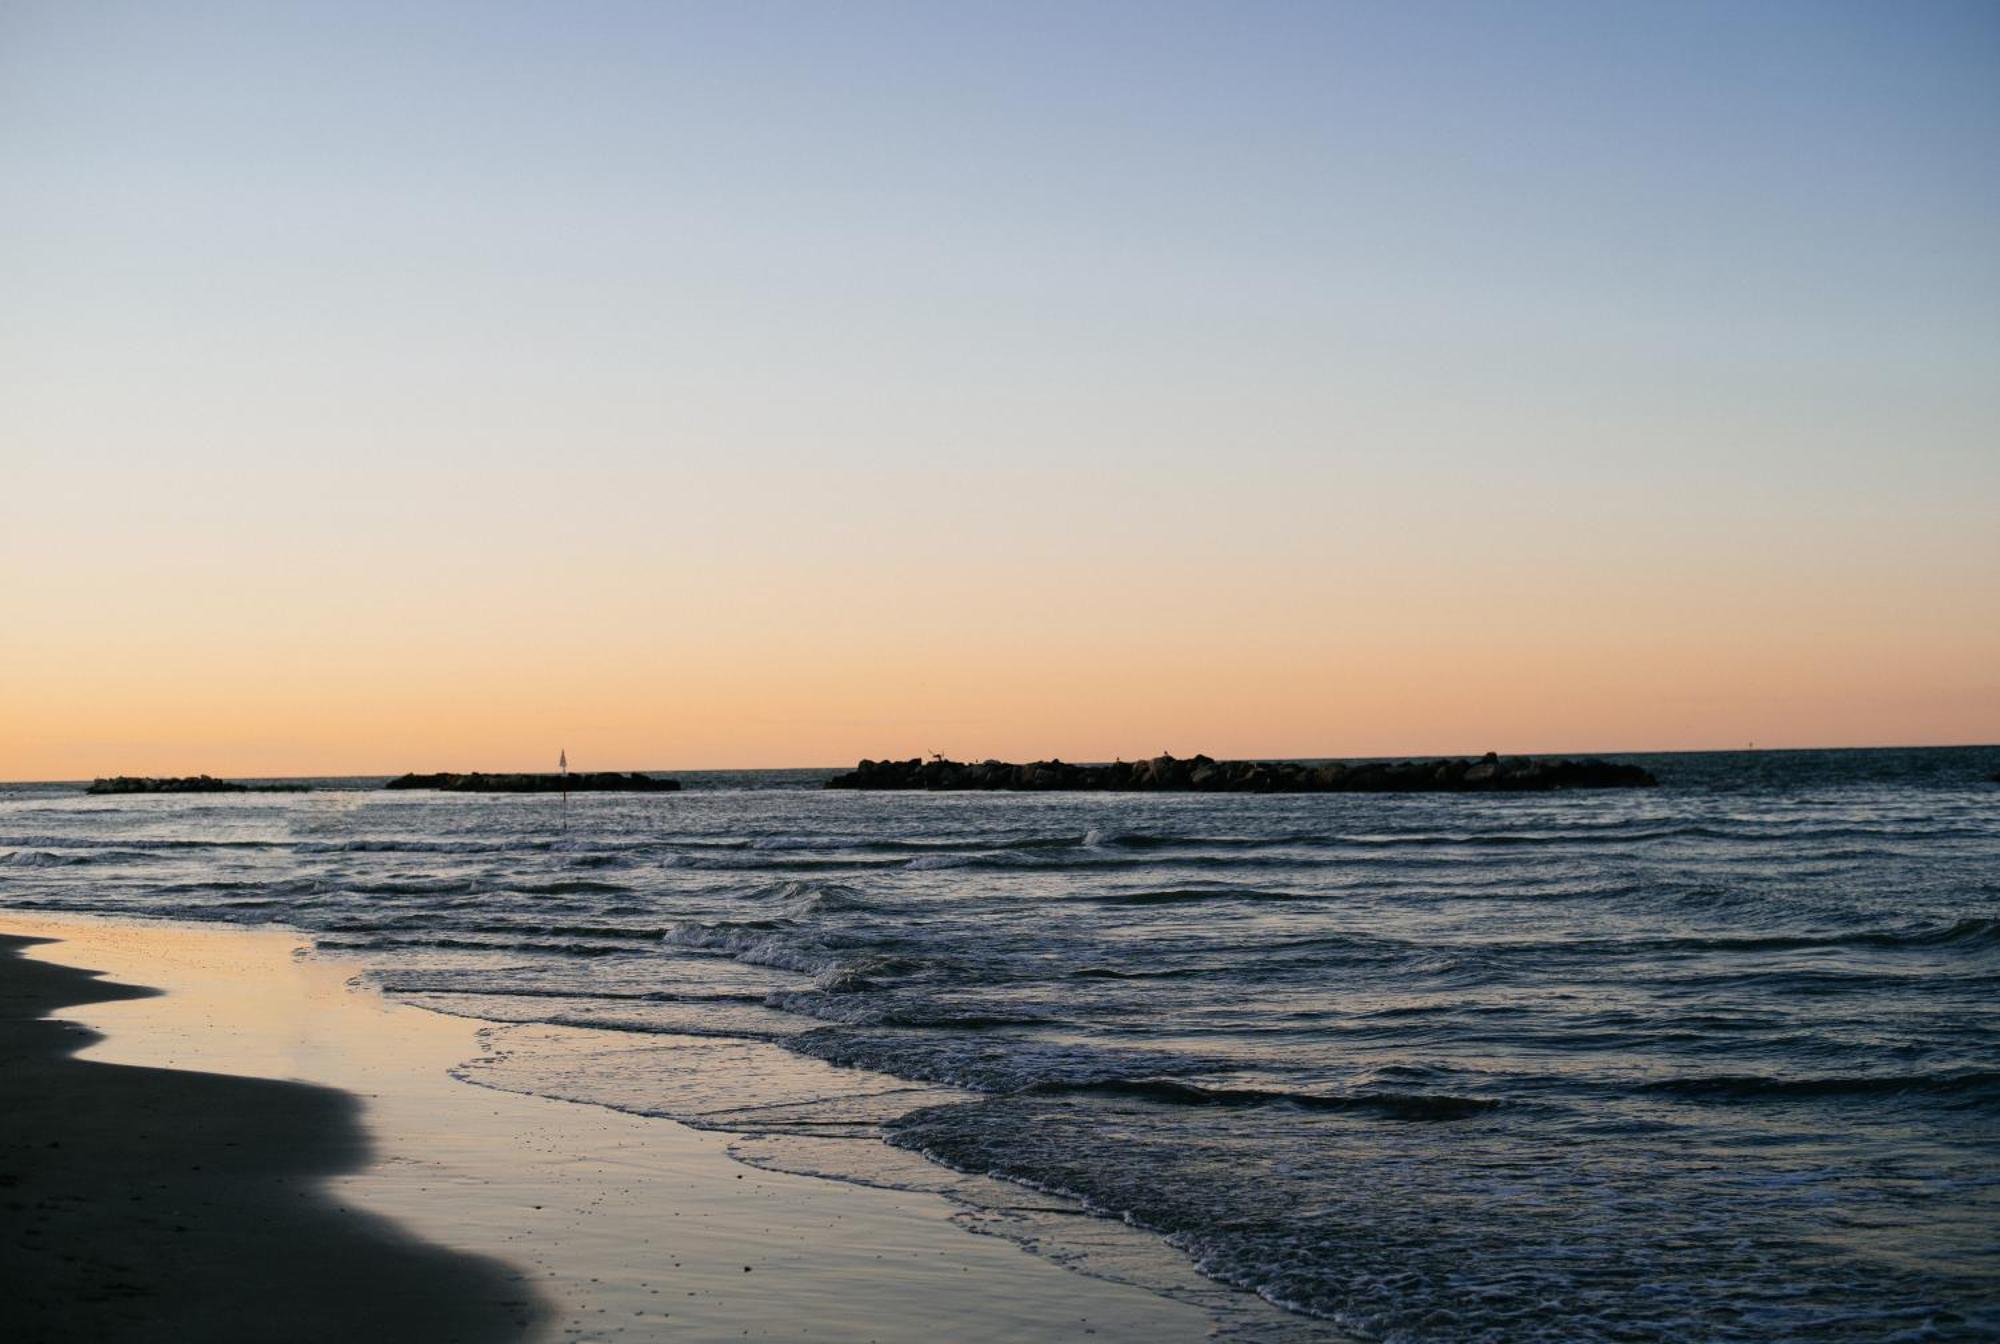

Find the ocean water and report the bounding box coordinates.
[4,747,1997,1341]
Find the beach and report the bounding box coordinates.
[3,751,1994,1341]
[0,913,1299,1343]
[0,925,530,1343]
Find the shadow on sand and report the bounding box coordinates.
[0,934,542,1343]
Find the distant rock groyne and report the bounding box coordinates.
[84,776,309,794]
[827,753,1656,793]
[383,771,681,793]
[86,775,248,795]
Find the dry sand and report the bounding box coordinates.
[0,914,1291,1342]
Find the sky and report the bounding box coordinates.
[3,0,1996,777]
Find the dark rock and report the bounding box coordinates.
[825,754,1655,793]
[383,772,680,793]
[85,776,249,795]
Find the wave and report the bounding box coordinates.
[903,853,977,870]
[1535,918,2000,958]
[148,878,270,892]
[1065,961,1256,981]
[761,990,1056,1029]
[507,878,635,896]
[1063,825,1682,850]
[297,838,545,854]
[1081,820,1989,852]
[1640,1070,2000,1102]
[0,835,285,851]
[4,847,177,867]
[313,934,634,958]
[557,851,628,869]
[662,852,908,872]
[1018,1077,1505,1120]
[3,849,95,867]
[342,876,481,895]
[422,1004,799,1042]
[750,832,1118,855]
[745,880,872,915]
[471,919,660,940]
[325,917,676,943]
[661,923,839,976]
[371,981,768,1005]
[902,850,1307,872]
[616,833,1917,876]
[1085,886,1318,906]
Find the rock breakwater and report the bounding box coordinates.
[86,775,250,795]
[383,771,681,793]
[826,752,1656,793]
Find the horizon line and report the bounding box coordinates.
[9,739,1998,787]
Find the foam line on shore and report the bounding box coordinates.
[0,913,1284,1343]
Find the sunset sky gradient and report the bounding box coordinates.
[4,1,1996,777]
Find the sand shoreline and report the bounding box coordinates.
[0,928,534,1343]
[0,913,1315,1342]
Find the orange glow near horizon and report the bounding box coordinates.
[5,409,1996,779]
[6,480,1995,779]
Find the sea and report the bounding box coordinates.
[4,746,1997,1342]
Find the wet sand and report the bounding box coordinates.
[0,916,1262,1342]
[0,931,532,1343]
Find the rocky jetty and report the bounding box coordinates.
[383,771,681,793]
[826,752,1656,793]
[84,776,312,795]
[86,775,249,795]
